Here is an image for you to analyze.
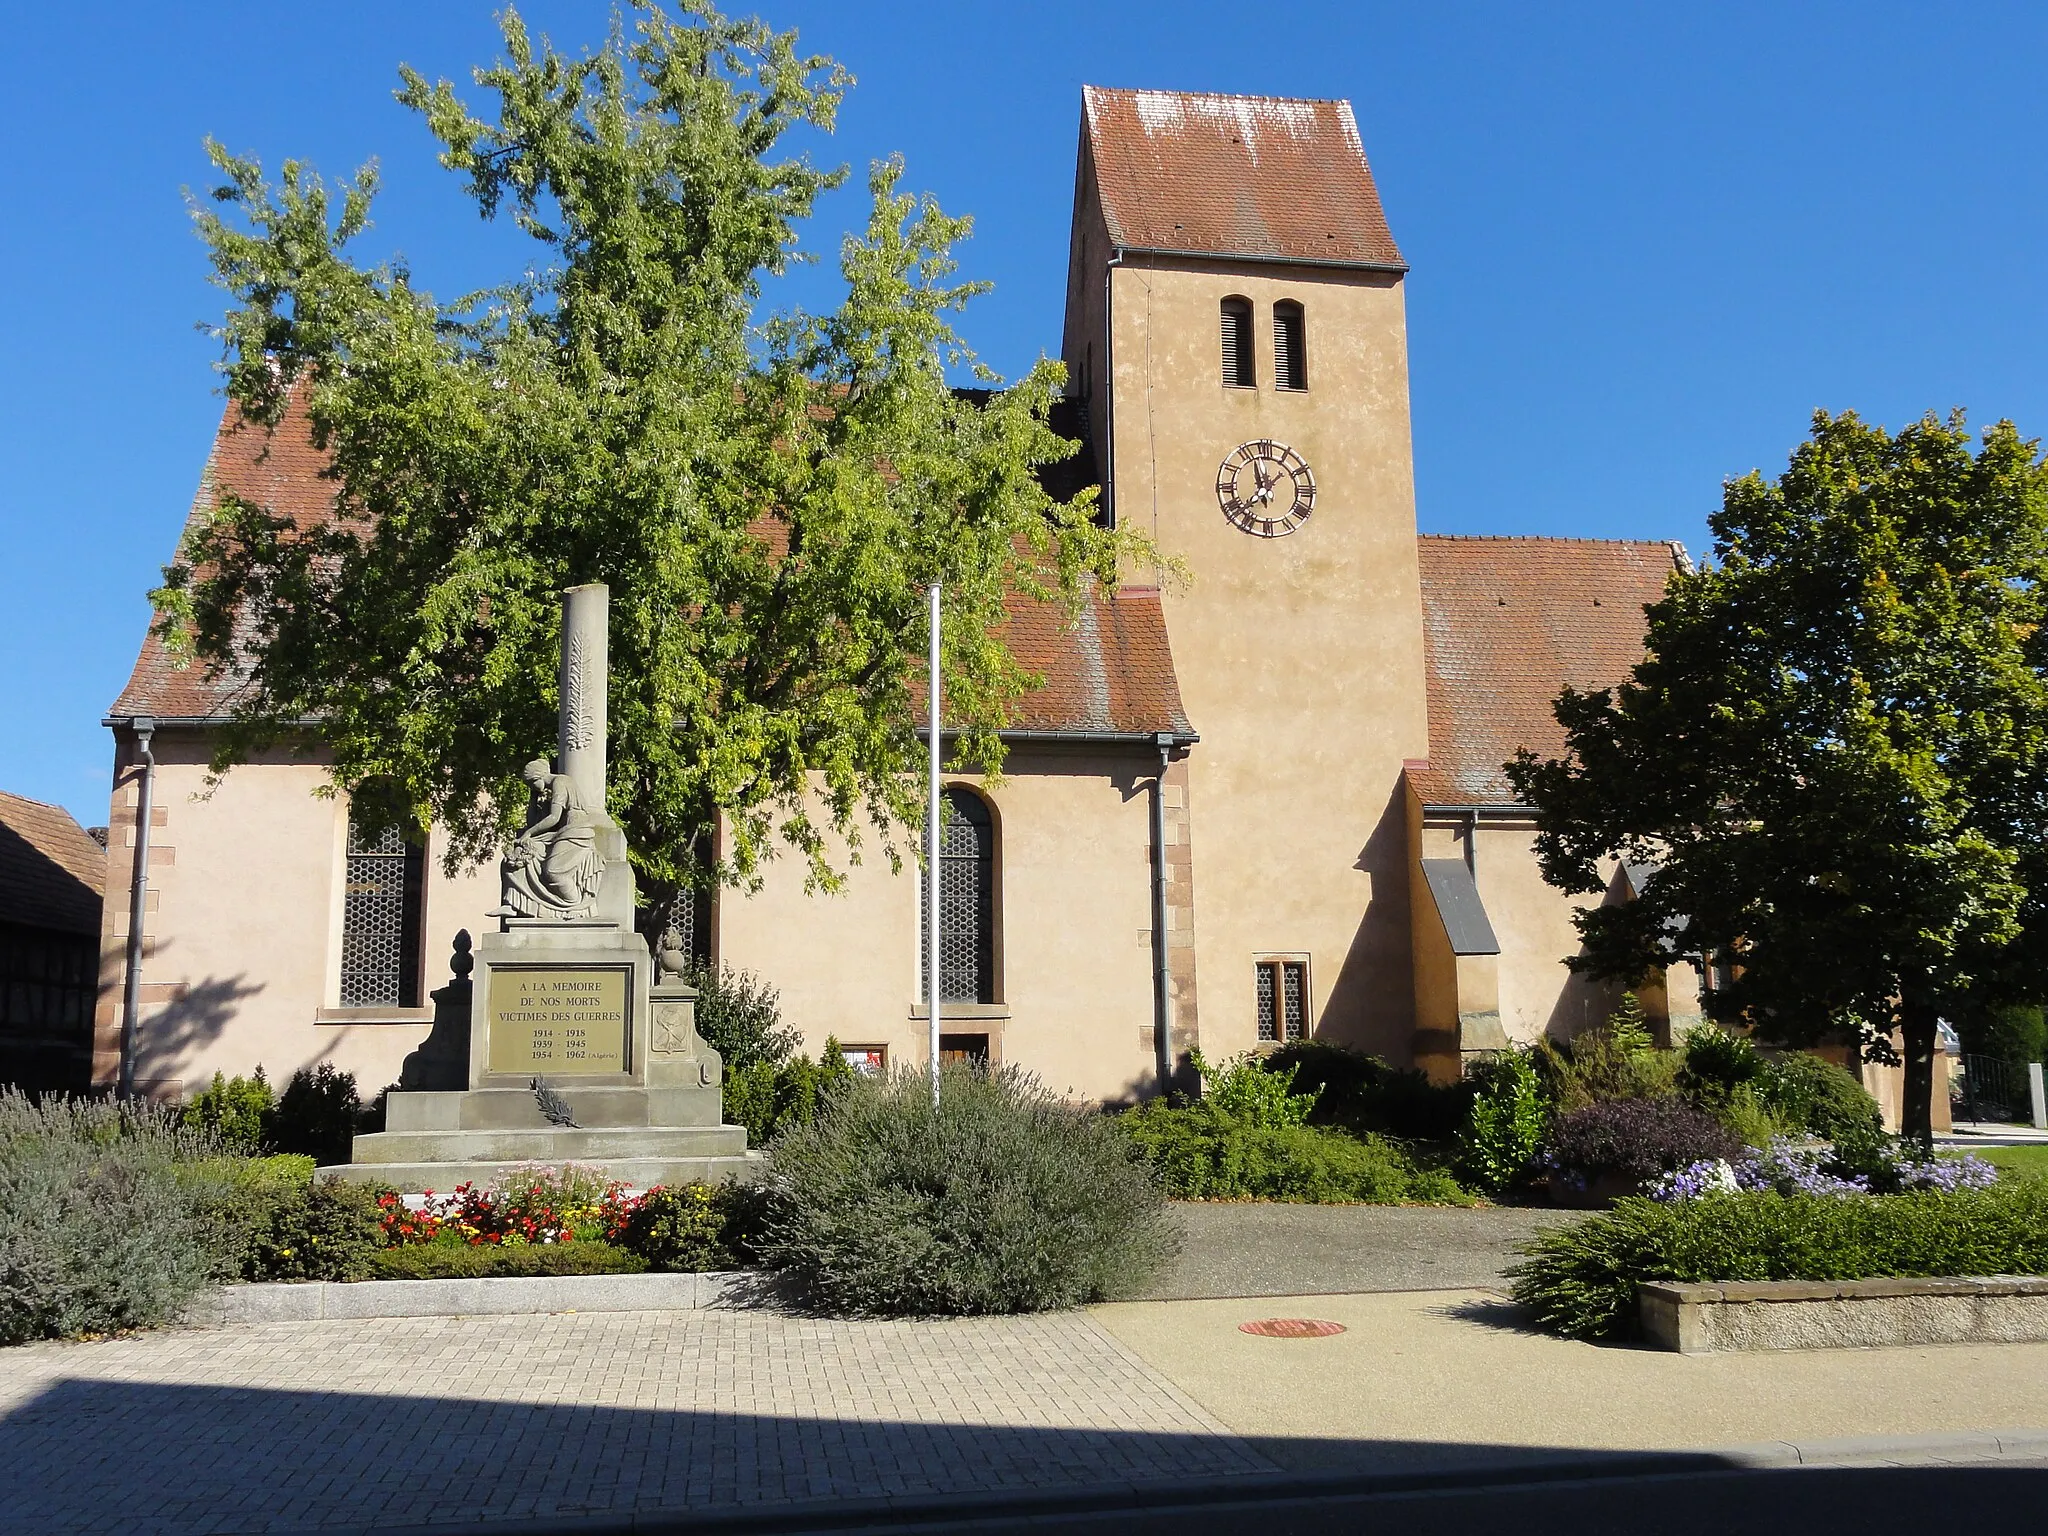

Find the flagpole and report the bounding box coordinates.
[927,581,942,1108]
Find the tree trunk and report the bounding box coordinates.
[1899,999,1939,1148]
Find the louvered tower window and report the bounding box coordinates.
[340,816,425,1008]
[1273,301,1307,391]
[920,787,997,1004]
[1220,297,1255,388]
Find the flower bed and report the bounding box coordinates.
[1654,1138,2000,1201]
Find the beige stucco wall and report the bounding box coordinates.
[1083,253,1427,1062]
[95,726,498,1101]
[716,748,1163,1103]
[1411,798,1704,1060]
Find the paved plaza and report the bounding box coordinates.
[0,1309,1267,1534]
[4,1283,2048,1534]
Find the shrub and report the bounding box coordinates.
[1539,996,1681,1112]
[609,1181,759,1271]
[0,1090,227,1343]
[184,1153,314,1274]
[1508,1183,2048,1340]
[1956,1001,2048,1074]
[241,1178,386,1282]
[368,1240,647,1280]
[1191,1049,1317,1128]
[1759,1052,1882,1141]
[182,1070,274,1154]
[271,1065,364,1166]
[1262,1041,1473,1140]
[1676,1023,1767,1106]
[1456,1050,1547,1194]
[760,1065,1177,1315]
[1543,1098,1743,1194]
[1679,1027,1880,1142]
[1124,1101,1470,1204]
[685,961,800,1072]
[724,1041,855,1148]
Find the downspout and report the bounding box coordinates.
[1464,809,1478,878]
[1102,246,1122,526]
[118,716,157,1101]
[1150,732,1173,1094]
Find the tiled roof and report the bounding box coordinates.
[112,391,339,720]
[1081,86,1404,269]
[0,790,105,936]
[114,397,1184,740]
[1410,536,1685,805]
[984,585,1191,736]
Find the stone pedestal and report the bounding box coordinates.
[335,927,751,1191]
[328,581,751,1191]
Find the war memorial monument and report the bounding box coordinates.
[333,584,753,1189]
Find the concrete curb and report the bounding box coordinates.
[310,1427,2048,1535]
[187,1270,756,1325]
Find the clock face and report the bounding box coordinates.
[1216,439,1316,537]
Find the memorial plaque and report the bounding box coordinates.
[486,966,629,1074]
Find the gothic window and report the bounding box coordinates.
[1220,297,1255,388]
[1273,300,1307,391]
[1255,958,1308,1043]
[921,787,997,1005]
[339,815,425,1008]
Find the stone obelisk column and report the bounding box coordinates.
[559,583,609,810]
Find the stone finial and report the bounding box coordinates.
[656,925,689,984]
[450,929,474,982]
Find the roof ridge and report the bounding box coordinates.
[1417,532,1677,547]
[1084,84,1351,108]
[0,787,84,815]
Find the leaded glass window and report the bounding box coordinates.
[920,788,996,1005]
[1255,959,1309,1043]
[340,816,424,1008]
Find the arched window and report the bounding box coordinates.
[1273,300,1307,391]
[1220,297,1255,388]
[340,812,425,1007]
[921,787,997,1004]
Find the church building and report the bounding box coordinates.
[94,87,1707,1107]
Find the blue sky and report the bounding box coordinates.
[4,1,2046,825]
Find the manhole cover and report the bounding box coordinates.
[1237,1317,1346,1338]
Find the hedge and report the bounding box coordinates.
[1507,1184,2048,1340]
[1123,1101,1470,1204]
[368,1240,647,1280]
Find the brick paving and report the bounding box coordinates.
[0,1309,1273,1534]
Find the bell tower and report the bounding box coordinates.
[1062,87,1431,1060]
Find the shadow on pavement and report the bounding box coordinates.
[0,1377,2037,1535]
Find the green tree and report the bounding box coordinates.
[154,2,1157,893]
[1507,410,2048,1143]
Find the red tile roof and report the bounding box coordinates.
[0,790,105,936]
[984,585,1191,736]
[112,391,340,720]
[1082,86,1404,268]
[1410,536,1685,805]
[113,399,1189,740]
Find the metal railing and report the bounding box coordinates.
[1954,1053,2030,1123]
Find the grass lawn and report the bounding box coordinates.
[1971,1143,2048,1181]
